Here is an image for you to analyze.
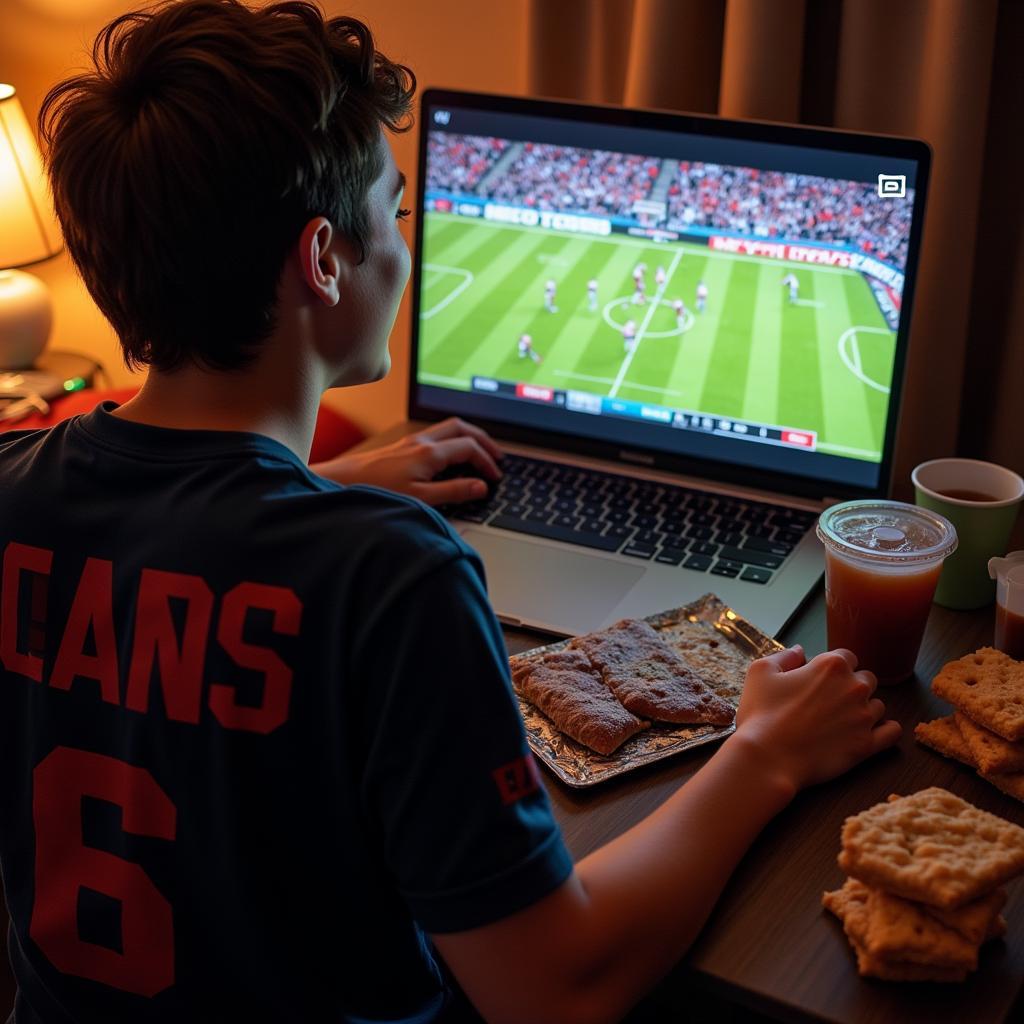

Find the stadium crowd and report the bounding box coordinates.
[427,134,659,218]
[484,143,660,217]
[424,133,509,193]
[665,162,911,266]
[425,135,913,268]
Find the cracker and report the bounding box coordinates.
[823,880,972,981]
[955,711,1024,774]
[861,886,980,970]
[838,787,1024,908]
[981,769,1024,804]
[913,716,1024,804]
[932,648,1024,741]
[850,937,969,983]
[922,887,1007,945]
[822,876,870,929]
[914,716,975,768]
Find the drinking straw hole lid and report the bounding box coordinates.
[816,500,958,566]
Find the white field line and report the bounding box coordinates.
[421,264,474,319]
[837,326,891,394]
[553,370,684,397]
[793,298,825,308]
[426,212,861,277]
[849,333,863,374]
[816,441,883,458]
[608,247,684,399]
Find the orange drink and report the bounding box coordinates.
[816,501,957,685]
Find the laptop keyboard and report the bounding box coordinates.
[447,453,818,585]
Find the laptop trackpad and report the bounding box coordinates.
[459,528,645,634]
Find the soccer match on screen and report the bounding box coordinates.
[417,132,914,464]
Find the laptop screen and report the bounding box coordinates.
[409,90,929,499]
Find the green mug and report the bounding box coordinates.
[912,458,1024,610]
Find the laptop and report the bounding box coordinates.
[401,88,930,637]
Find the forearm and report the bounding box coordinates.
[439,649,895,1024]
[567,734,795,1021]
[308,452,360,483]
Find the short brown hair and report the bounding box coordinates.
[39,0,415,373]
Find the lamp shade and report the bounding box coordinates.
[0,85,63,269]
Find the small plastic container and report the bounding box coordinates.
[989,552,1024,659]
[816,500,958,684]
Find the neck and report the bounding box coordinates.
[111,353,324,463]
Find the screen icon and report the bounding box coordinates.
[877,173,906,198]
[433,109,451,126]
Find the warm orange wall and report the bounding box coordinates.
[0,0,527,433]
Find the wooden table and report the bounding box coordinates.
[506,592,1024,1024]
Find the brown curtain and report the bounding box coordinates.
[528,0,1021,498]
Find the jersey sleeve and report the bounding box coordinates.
[351,551,573,935]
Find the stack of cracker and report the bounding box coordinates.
[916,647,1024,802]
[823,788,1024,981]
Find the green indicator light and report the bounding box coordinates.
[63,377,86,392]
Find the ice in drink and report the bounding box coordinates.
[816,502,957,685]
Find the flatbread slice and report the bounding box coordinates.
[517,660,649,756]
[571,619,734,726]
[657,617,751,702]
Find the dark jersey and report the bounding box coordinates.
[0,403,571,1023]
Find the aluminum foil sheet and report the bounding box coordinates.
[510,593,784,788]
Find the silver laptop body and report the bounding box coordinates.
[405,90,931,637]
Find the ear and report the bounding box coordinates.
[296,217,356,307]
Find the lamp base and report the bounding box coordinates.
[0,269,53,370]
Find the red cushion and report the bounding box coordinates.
[0,388,366,463]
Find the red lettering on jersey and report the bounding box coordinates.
[50,558,120,704]
[1,542,53,682]
[209,582,301,734]
[492,754,542,805]
[31,747,176,996]
[125,569,214,724]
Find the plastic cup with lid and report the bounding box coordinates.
[816,500,958,684]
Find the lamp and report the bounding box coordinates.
[0,83,63,369]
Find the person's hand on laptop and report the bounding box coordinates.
[311,416,504,506]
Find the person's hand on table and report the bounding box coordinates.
[733,645,902,795]
[310,417,503,507]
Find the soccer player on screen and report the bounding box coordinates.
[632,262,646,305]
[672,298,687,329]
[696,279,708,313]
[544,278,558,313]
[622,318,637,353]
[655,265,667,290]
[518,332,542,364]
[782,272,800,304]
[587,278,598,312]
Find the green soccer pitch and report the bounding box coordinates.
[417,212,896,462]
